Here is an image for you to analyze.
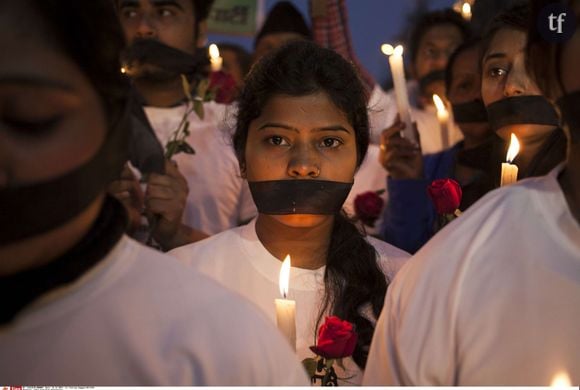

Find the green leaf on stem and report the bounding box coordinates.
[325,358,335,369]
[180,74,193,102]
[196,78,209,100]
[177,141,195,155]
[301,358,317,378]
[193,99,204,120]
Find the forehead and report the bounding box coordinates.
[487,28,526,58]
[419,23,464,47]
[119,0,194,13]
[452,47,480,75]
[255,93,352,127]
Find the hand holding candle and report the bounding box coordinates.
[433,94,450,149]
[208,44,223,72]
[381,44,416,144]
[500,133,520,186]
[275,254,296,350]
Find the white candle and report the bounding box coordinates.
[381,44,416,143]
[275,254,296,350]
[500,133,520,186]
[461,2,472,21]
[208,44,223,72]
[433,94,450,149]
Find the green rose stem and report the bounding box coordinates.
[146,74,201,247]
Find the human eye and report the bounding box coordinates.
[121,7,139,19]
[319,137,343,149]
[266,135,290,146]
[423,46,438,59]
[3,114,62,137]
[158,7,175,17]
[489,67,507,78]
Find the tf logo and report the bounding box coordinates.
[537,3,576,43]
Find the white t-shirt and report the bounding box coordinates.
[368,83,463,154]
[364,165,580,385]
[0,236,308,385]
[170,218,410,385]
[144,102,256,235]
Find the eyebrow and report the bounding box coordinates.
[0,75,73,91]
[483,52,507,63]
[257,123,351,133]
[118,0,184,9]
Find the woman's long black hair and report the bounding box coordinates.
[233,40,387,368]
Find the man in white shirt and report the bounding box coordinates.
[112,0,256,248]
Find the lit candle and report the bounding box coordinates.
[461,2,472,21]
[500,133,520,186]
[208,44,223,72]
[275,254,296,350]
[433,94,450,149]
[550,371,571,387]
[381,44,416,143]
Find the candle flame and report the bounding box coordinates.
[461,2,472,20]
[432,94,447,113]
[120,67,127,74]
[506,133,520,163]
[279,254,291,298]
[209,43,220,59]
[381,44,394,56]
[550,371,571,387]
[381,44,403,56]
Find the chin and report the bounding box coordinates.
[497,124,556,143]
[269,214,332,228]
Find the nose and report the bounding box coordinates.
[287,146,320,178]
[504,59,529,98]
[135,14,157,39]
[504,74,526,97]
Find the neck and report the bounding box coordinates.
[559,144,580,224]
[134,77,186,107]
[515,128,557,173]
[255,214,334,270]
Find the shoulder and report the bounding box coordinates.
[389,176,549,296]
[169,224,245,267]
[111,238,308,385]
[366,236,411,281]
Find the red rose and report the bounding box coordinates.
[427,178,462,215]
[354,190,385,227]
[208,70,237,104]
[309,316,358,359]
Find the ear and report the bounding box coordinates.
[196,20,208,48]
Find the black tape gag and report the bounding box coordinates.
[486,95,560,131]
[419,70,446,93]
[248,180,353,215]
[557,90,580,143]
[452,99,488,123]
[0,102,130,245]
[121,39,209,79]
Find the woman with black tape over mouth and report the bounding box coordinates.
[481,3,567,180]
[170,40,410,385]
